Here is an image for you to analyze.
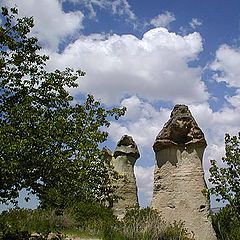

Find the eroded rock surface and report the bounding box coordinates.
[111,135,140,218]
[151,105,216,240]
[153,104,207,152]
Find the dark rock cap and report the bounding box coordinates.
[113,135,140,160]
[153,104,207,152]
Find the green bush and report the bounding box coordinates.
[103,207,194,240]
[212,205,240,240]
[71,201,116,224]
[0,208,76,239]
[68,201,117,236]
[0,203,116,239]
[162,221,194,240]
[0,206,195,240]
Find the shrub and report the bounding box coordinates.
[68,201,117,236]
[0,209,31,239]
[0,206,195,240]
[0,208,76,239]
[103,207,194,240]
[212,205,240,240]
[0,203,116,239]
[162,221,194,240]
[71,201,115,224]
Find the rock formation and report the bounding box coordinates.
[151,104,216,240]
[106,135,140,218]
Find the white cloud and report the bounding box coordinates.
[207,45,240,162]
[188,103,240,172]
[208,44,240,170]
[62,0,136,21]
[2,0,84,50]
[46,27,207,104]
[190,18,202,29]
[210,44,240,88]
[108,96,171,147]
[135,165,155,207]
[226,89,240,108]
[111,0,136,21]
[150,11,176,28]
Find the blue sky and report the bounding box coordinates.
[1,0,240,208]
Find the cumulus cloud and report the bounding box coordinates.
[188,103,240,171]
[206,44,240,171]
[108,96,171,148]
[2,0,84,50]
[210,44,240,88]
[226,89,240,107]
[135,165,155,207]
[46,27,207,104]
[150,11,176,28]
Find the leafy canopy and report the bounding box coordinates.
[0,7,125,208]
[209,132,240,211]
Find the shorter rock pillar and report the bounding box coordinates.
[111,135,140,218]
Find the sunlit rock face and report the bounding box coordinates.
[151,105,217,240]
[110,135,140,218]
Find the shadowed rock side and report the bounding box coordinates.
[151,105,217,240]
[108,135,140,218]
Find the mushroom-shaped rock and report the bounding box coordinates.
[114,135,140,160]
[112,135,140,218]
[151,104,216,240]
[153,104,207,152]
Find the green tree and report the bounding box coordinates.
[0,7,125,208]
[209,132,240,212]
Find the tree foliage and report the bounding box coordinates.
[0,7,125,208]
[212,205,240,240]
[209,132,240,211]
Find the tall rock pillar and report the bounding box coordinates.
[112,135,140,218]
[151,105,216,240]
